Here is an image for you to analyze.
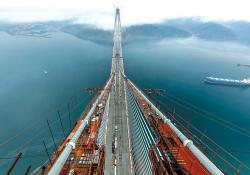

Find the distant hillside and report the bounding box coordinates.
[191,22,236,40]
[162,18,203,32]
[1,18,250,45]
[123,24,191,42]
[226,21,250,44]
[60,23,192,44]
[61,24,113,45]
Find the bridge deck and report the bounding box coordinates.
[39,7,225,175]
[104,7,132,175]
[104,63,132,175]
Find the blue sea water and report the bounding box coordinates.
[0,31,250,174]
[0,31,111,174]
[125,38,250,174]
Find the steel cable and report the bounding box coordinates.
[152,95,250,171]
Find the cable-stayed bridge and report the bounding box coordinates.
[10,7,247,175]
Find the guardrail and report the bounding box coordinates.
[127,79,224,175]
[47,76,113,175]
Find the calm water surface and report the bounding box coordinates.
[0,32,250,174]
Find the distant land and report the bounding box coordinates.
[1,18,250,45]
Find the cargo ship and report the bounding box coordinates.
[205,77,250,86]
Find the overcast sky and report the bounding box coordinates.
[0,0,250,28]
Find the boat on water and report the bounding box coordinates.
[237,64,250,67]
[205,77,250,86]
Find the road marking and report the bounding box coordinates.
[124,81,134,174]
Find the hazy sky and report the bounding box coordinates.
[0,0,250,28]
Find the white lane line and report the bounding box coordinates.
[124,82,134,174]
[104,94,110,145]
